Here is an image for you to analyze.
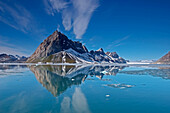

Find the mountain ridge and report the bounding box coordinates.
[0,53,27,63]
[26,30,126,63]
[154,51,170,64]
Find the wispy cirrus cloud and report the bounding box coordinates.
[107,35,130,49]
[0,46,29,56]
[0,1,34,33]
[0,36,31,56]
[43,0,68,16]
[0,1,48,55]
[44,0,99,39]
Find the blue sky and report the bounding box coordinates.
[0,0,170,60]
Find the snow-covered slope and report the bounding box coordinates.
[38,48,93,63]
[36,48,126,64]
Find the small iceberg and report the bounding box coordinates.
[101,71,108,74]
[105,94,110,97]
[105,84,135,89]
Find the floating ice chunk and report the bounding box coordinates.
[106,94,110,97]
[106,84,135,89]
[101,71,107,74]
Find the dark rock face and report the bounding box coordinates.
[82,45,88,53]
[90,48,105,55]
[154,51,170,64]
[0,54,27,63]
[95,48,105,55]
[106,52,119,58]
[27,30,88,62]
[90,49,109,62]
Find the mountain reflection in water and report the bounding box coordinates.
[0,65,28,76]
[29,65,125,97]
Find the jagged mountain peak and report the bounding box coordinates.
[97,48,104,52]
[26,30,89,63]
[105,52,119,58]
[82,45,88,53]
[26,30,126,63]
[94,48,105,55]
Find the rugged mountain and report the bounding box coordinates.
[26,30,126,63]
[106,52,119,58]
[26,30,88,63]
[0,54,27,63]
[90,48,105,55]
[89,49,126,63]
[37,48,93,63]
[154,51,170,64]
[106,52,126,63]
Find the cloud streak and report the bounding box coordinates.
[44,0,99,39]
[107,35,129,49]
[0,45,30,56]
[0,36,31,56]
[0,1,33,33]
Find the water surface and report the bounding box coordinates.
[0,65,170,113]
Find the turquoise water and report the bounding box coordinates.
[0,65,170,113]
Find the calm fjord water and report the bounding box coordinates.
[0,65,170,113]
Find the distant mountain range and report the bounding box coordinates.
[154,51,170,64]
[26,30,126,64]
[0,54,27,63]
